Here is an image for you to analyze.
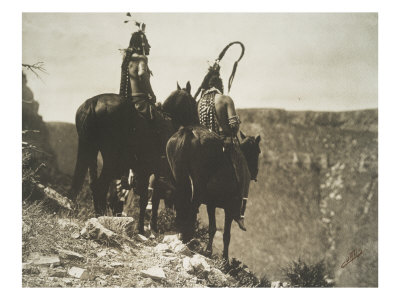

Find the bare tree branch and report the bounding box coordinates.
[22,62,48,81]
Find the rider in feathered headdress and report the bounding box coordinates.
[119,22,156,106]
[197,49,249,231]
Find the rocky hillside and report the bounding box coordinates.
[22,131,269,288]
[22,207,262,288]
[42,107,377,287]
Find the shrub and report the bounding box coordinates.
[212,257,270,287]
[284,258,333,287]
[157,208,177,233]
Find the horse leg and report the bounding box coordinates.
[92,164,112,217]
[187,203,198,243]
[136,172,149,235]
[150,178,161,233]
[174,176,193,243]
[108,180,124,216]
[206,205,216,256]
[223,212,233,261]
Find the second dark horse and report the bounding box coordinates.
[70,82,198,233]
[166,126,261,259]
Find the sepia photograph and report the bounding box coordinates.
[20,11,378,288]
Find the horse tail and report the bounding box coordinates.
[167,126,193,178]
[69,138,98,200]
[166,126,196,242]
[69,97,99,200]
[75,96,98,142]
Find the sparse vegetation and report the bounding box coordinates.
[284,258,333,287]
[157,208,177,233]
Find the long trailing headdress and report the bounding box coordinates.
[194,41,245,100]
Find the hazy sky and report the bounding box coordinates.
[22,13,378,123]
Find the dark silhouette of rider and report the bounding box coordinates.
[197,65,249,231]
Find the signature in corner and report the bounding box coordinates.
[341,249,363,268]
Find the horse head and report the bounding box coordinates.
[162,81,199,130]
[239,131,261,181]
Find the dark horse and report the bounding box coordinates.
[166,126,261,259]
[69,82,198,233]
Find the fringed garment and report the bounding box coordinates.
[198,87,222,135]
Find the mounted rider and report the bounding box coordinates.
[196,53,249,231]
[118,21,171,199]
[119,22,157,118]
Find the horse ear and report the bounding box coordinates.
[240,131,246,140]
[255,135,261,144]
[186,81,191,94]
[177,82,181,90]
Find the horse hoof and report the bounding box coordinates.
[222,256,230,265]
[150,222,158,233]
[204,248,213,257]
[136,226,145,235]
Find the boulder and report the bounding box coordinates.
[68,267,90,280]
[163,234,192,256]
[141,267,166,280]
[162,234,180,244]
[182,257,192,273]
[32,255,61,267]
[37,184,73,211]
[80,218,120,247]
[207,268,228,287]
[190,254,211,274]
[97,216,135,237]
[110,262,124,268]
[154,243,169,252]
[49,268,68,278]
[172,243,192,256]
[58,249,85,261]
[182,254,210,277]
[71,232,80,239]
[137,234,148,242]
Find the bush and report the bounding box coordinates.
[284,258,333,287]
[212,257,270,287]
[157,208,177,233]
